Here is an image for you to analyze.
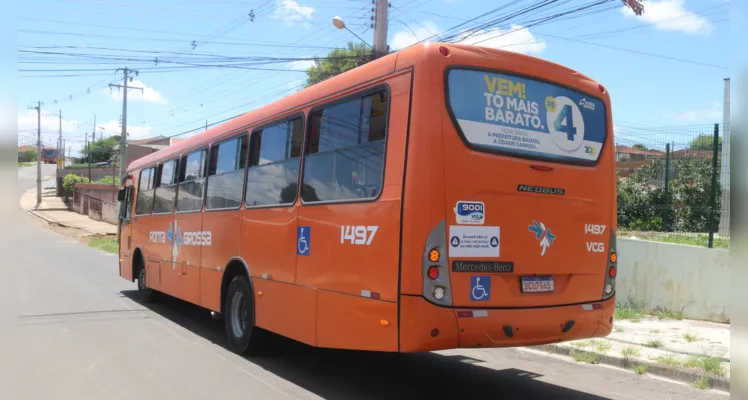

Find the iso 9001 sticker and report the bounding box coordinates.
[454,201,485,225]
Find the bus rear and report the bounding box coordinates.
[398,44,617,352]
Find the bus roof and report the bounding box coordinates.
[128,42,596,173]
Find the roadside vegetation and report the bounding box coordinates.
[88,236,118,254]
[615,299,647,322]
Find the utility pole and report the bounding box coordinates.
[719,78,730,236]
[109,68,142,183]
[205,120,208,131]
[373,0,389,59]
[86,133,92,182]
[58,110,62,170]
[91,115,97,145]
[27,101,42,206]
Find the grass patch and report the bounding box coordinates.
[593,340,612,353]
[692,375,711,390]
[571,340,593,348]
[621,346,641,358]
[654,354,681,366]
[615,299,647,322]
[570,350,600,364]
[658,233,729,249]
[684,355,726,377]
[644,339,664,348]
[18,162,34,168]
[632,364,649,375]
[614,327,624,333]
[683,332,700,343]
[656,308,684,320]
[88,236,119,254]
[650,329,661,334]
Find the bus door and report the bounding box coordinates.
[118,180,135,280]
[442,67,613,309]
[150,159,180,297]
[174,149,208,306]
[295,77,411,351]
[242,116,307,341]
[201,135,247,310]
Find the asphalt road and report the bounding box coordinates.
[15,164,727,400]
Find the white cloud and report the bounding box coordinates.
[273,0,314,25]
[289,59,316,71]
[390,22,545,54]
[106,80,166,105]
[98,120,153,140]
[455,25,546,54]
[621,0,712,35]
[17,109,80,135]
[667,101,723,122]
[391,21,441,51]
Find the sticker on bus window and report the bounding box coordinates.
[446,69,606,163]
[454,201,485,225]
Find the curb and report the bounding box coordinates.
[531,344,730,392]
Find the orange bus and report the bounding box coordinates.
[117,42,617,355]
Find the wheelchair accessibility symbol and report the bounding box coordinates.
[297,226,310,256]
[470,276,491,301]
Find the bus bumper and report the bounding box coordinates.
[399,295,615,352]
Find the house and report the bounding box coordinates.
[114,136,185,168]
[615,145,664,178]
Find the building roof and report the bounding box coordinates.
[615,145,664,157]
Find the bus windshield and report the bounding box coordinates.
[446,68,607,165]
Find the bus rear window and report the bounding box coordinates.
[446,68,607,164]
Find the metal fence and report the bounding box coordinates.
[615,123,729,248]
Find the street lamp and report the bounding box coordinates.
[332,16,372,49]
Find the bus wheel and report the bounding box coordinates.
[224,275,268,356]
[136,259,155,303]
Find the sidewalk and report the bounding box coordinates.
[20,180,117,236]
[532,314,730,392]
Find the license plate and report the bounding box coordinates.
[521,276,554,293]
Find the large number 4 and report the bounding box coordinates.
[554,104,577,141]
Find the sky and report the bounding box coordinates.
[16,0,731,157]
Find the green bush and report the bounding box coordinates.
[63,174,89,193]
[96,175,118,185]
[18,149,37,162]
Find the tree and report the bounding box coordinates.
[18,149,37,162]
[84,136,120,164]
[632,144,648,151]
[689,135,721,151]
[304,42,372,87]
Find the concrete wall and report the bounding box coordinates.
[616,238,730,323]
[70,184,119,226]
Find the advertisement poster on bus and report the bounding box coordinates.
[446,69,607,163]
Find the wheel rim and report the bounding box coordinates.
[230,291,249,339]
[138,267,146,290]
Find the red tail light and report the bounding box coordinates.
[428,266,439,280]
[609,266,617,277]
[439,46,450,57]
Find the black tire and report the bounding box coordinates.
[136,258,155,303]
[224,275,269,356]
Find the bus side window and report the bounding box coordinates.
[153,159,179,214]
[245,117,303,207]
[135,167,156,216]
[176,149,207,212]
[206,134,248,210]
[301,90,388,203]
